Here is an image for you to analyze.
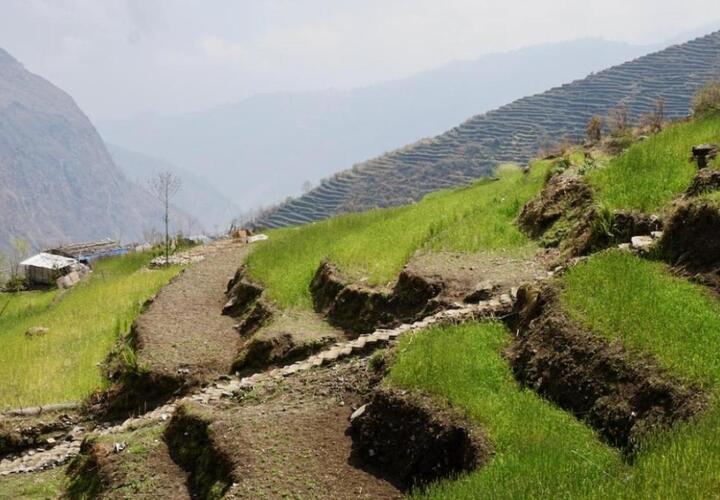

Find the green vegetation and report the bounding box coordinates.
[0,466,68,499]
[0,253,179,409]
[247,163,549,309]
[588,115,720,212]
[559,250,720,498]
[561,250,720,387]
[692,81,720,117]
[388,323,624,499]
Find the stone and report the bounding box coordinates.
[618,243,631,251]
[630,235,654,251]
[113,442,126,453]
[691,144,719,169]
[651,231,664,240]
[350,404,367,422]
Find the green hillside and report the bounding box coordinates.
[246,163,549,309]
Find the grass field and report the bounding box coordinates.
[588,116,720,213]
[0,253,179,410]
[247,163,548,309]
[559,250,720,497]
[0,466,67,499]
[388,323,624,499]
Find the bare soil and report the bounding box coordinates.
[132,240,249,388]
[167,358,402,499]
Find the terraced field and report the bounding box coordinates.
[255,30,720,229]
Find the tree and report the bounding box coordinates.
[586,115,604,144]
[301,180,313,194]
[608,104,630,137]
[148,172,182,266]
[640,98,666,133]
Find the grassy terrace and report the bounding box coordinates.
[588,115,720,213]
[388,323,624,499]
[561,250,720,498]
[0,253,179,409]
[247,163,549,309]
[389,251,720,498]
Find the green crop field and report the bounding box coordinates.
[0,253,179,410]
[589,115,720,213]
[246,163,549,309]
[386,250,720,498]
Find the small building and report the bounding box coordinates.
[20,253,78,285]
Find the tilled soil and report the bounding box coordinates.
[133,240,249,388]
[175,358,402,499]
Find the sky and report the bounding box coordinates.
[1,0,720,121]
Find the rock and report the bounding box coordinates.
[631,235,654,251]
[685,168,720,196]
[691,144,718,169]
[618,243,631,251]
[350,404,367,422]
[113,442,126,453]
[25,326,49,337]
[651,231,664,240]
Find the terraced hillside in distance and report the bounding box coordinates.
[255,30,720,229]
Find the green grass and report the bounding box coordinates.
[560,250,720,498]
[588,116,720,212]
[388,323,624,499]
[561,250,720,388]
[247,163,549,309]
[0,466,68,499]
[0,253,179,409]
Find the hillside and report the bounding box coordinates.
[4,103,720,497]
[0,48,164,250]
[99,39,651,211]
[255,30,720,229]
[108,144,239,233]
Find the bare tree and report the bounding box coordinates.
[608,104,630,137]
[148,172,182,266]
[9,237,30,283]
[586,115,604,144]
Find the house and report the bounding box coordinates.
[20,252,78,285]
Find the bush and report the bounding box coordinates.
[692,81,720,117]
[586,116,603,143]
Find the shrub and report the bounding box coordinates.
[692,81,720,117]
[586,115,604,143]
[639,98,666,134]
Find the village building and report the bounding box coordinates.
[20,252,78,286]
[47,239,130,264]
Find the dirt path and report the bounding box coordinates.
[133,239,249,386]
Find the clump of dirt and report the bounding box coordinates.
[564,208,661,257]
[518,169,592,239]
[310,260,445,335]
[685,169,720,197]
[164,403,235,499]
[660,200,720,272]
[223,266,274,336]
[507,285,706,452]
[349,388,491,490]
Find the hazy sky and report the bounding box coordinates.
[2,0,720,121]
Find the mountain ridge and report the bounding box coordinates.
[253,30,720,228]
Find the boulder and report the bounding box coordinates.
[691,144,719,169]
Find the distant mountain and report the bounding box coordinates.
[99,38,654,211]
[108,144,239,233]
[0,48,174,251]
[254,31,720,229]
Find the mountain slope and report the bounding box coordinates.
[108,144,239,233]
[99,39,652,210]
[0,48,164,250]
[255,31,720,228]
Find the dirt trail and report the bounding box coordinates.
[133,239,249,386]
